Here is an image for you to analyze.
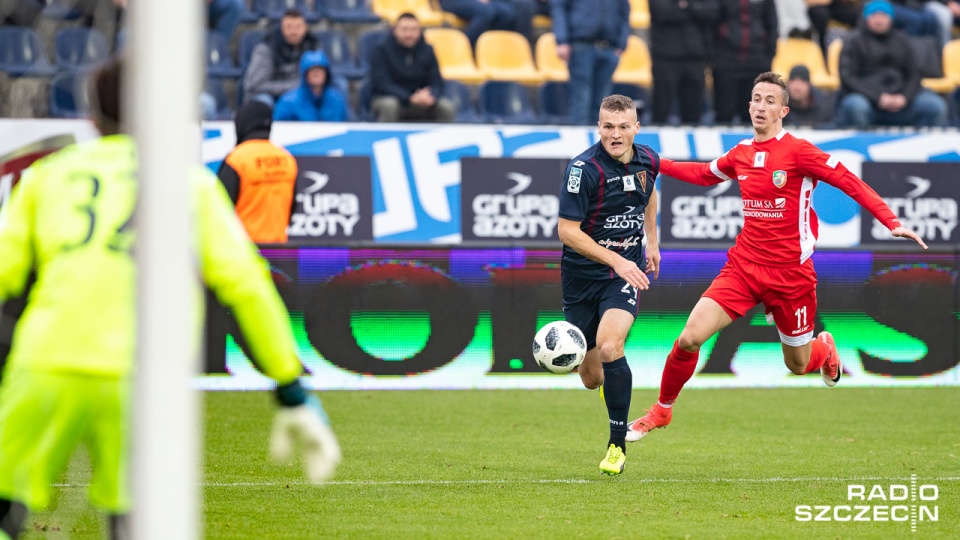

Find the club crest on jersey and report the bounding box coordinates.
[567,167,582,193]
[753,152,767,167]
[772,170,787,188]
[636,171,647,192]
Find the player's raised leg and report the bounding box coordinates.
[595,308,635,475]
[627,297,733,442]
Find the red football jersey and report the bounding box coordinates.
[661,130,901,267]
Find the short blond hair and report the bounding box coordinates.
[600,94,636,114]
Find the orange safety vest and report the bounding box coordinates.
[222,140,298,243]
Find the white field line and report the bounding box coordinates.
[53,476,960,488]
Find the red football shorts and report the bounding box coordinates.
[702,255,817,346]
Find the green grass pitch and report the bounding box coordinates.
[22,387,960,538]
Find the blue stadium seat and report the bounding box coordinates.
[203,77,235,120]
[315,29,365,80]
[206,30,242,78]
[356,29,388,75]
[319,0,381,24]
[41,0,82,20]
[0,26,56,77]
[49,71,89,118]
[55,27,109,72]
[238,28,269,70]
[539,81,569,125]
[442,80,482,123]
[478,81,538,124]
[239,0,262,23]
[254,0,320,23]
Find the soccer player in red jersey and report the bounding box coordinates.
[626,71,928,441]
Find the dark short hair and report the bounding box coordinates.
[600,94,636,115]
[753,71,789,106]
[395,12,419,24]
[282,8,304,20]
[91,56,123,135]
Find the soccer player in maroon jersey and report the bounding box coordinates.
[625,71,928,442]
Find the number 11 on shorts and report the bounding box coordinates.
[795,306,807,329]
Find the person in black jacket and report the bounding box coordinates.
[648,0,720,124]
[836,0,947,127]
[783,65,836,127]
[370,12,455,123]
[711,0,778,124]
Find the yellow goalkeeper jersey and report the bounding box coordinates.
[0,134,302,384]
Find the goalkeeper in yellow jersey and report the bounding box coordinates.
[0,58,340,540]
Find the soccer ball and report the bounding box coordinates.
[532,321,586,374]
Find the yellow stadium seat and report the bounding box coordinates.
[921,39,960,94]
[827,38,842,82]
[371,0,443,26]
[612,35,652,88]
[535,32,569,82]
[772,38,837,91]
[630,0,650,30]
[532,14,552,30]
[423,27,486,85]
[475,30,544,85]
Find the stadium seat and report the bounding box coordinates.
[475,30,543,85]
[539,80,570,125]
[0,26,56,77]
[826,38,842,89]
[478,80,539,124]
[49,71,90,118]
[319,0,382,24]
[532,14,551,30]
[315,29,366,80]
[629,0,650,30]
[54,27,109,72]
[371,0,443,25]
[203,77,234,120]
[238,28,269,71]
[442,80,483,123]
[206,30,242,79]
[255,0,320,22]
[611,35,651,88]
[771,38,836,91]
[239,0,262,23]
[943,40,960,85]
[356,28,389,74]
[912,37,956,95]
[534,32,569,82]
[423,28,485,85]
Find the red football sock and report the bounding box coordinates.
[803,337,829,374]
[659,340,699,405]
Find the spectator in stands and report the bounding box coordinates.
[369,12,455,123]
[711,0,778,124]
[208,0,243,42]
[69,0,126,52]
[783,65,836,127]
[242,8,319,106]
[274,50,349,122]
[648,0,720,125]
[0,0,43,26]
[775,0,813,37]
[550,0,630,125]
[890,0,953,46]
[218,101,299,243]
[837,0,948,127]
[808,0,862,56]
[437,0,521,45]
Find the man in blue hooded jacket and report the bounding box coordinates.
[273,50,349,122]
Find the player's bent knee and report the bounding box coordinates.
[784,359,807,375]
[596,341,622,362]
[676,331,704,352]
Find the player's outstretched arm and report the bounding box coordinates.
[891,226,929,250]
[660,158,731,187]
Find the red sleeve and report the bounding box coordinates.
[796,141,902,231]
[660,150,736,187]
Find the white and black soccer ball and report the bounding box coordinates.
[532,321,586,374]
